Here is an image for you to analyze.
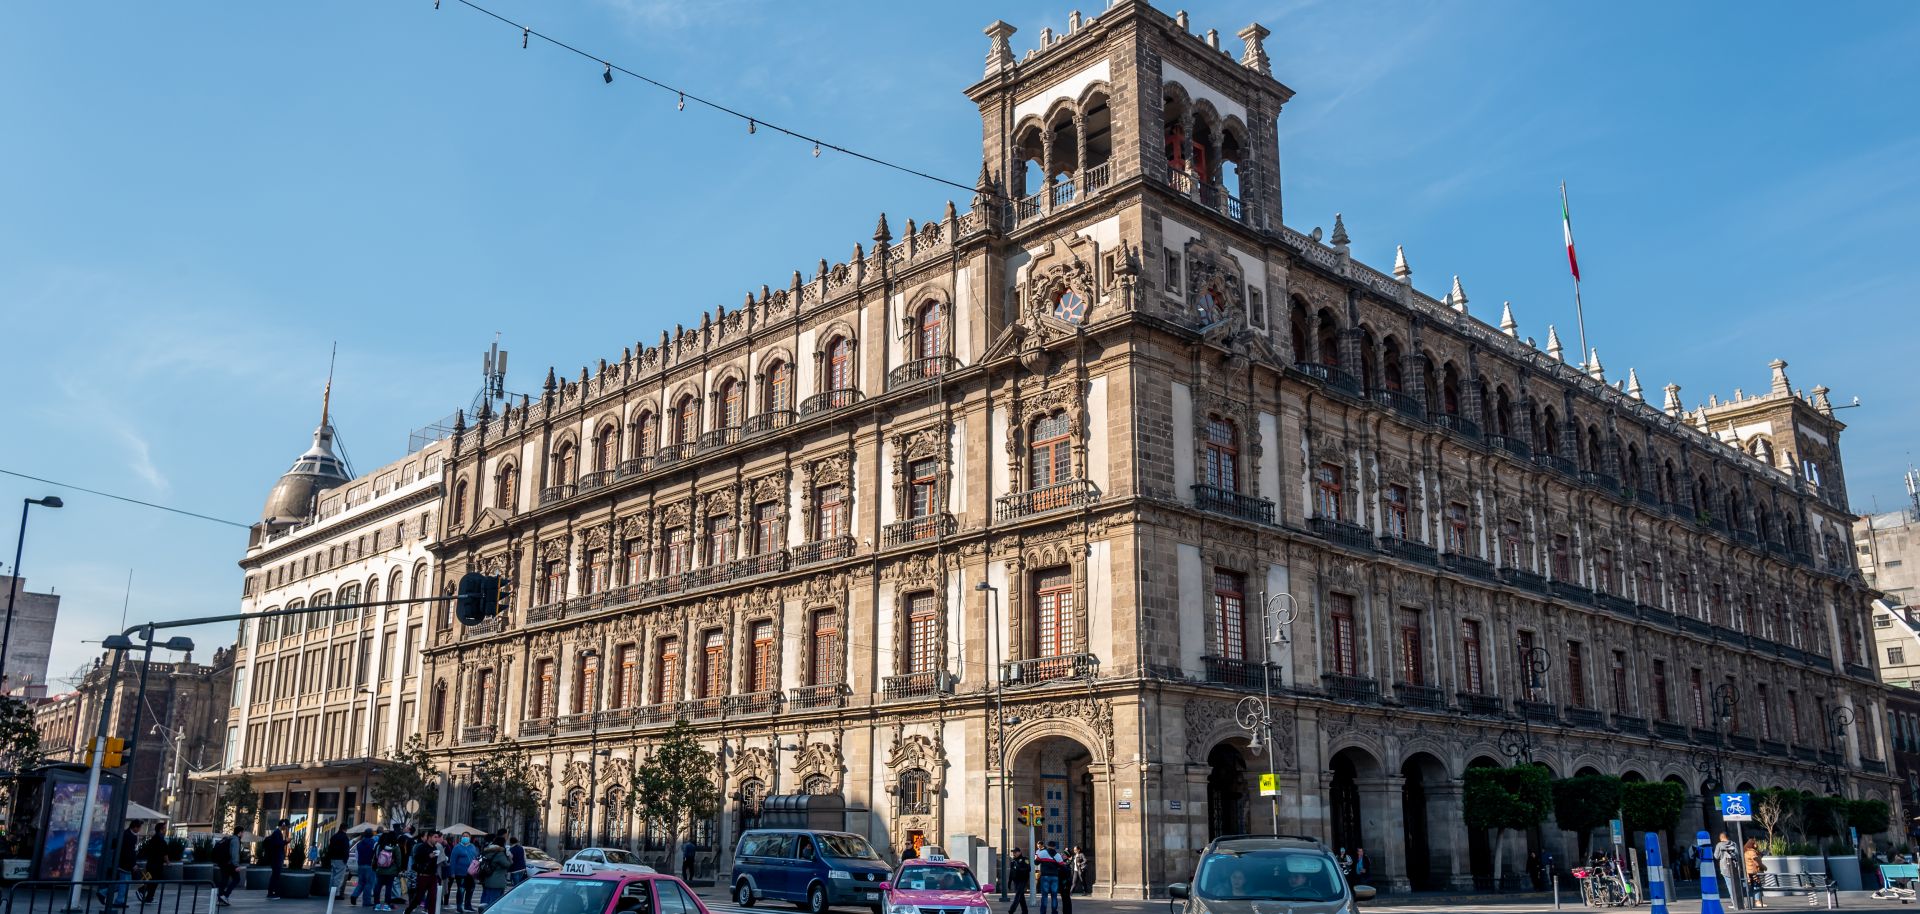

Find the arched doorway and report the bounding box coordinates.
[1011,734,1102,892]
[1327,747,1382,862]
[1207,743,1251,840]
[1467,756,1502,891]
[1400,753,1450,890]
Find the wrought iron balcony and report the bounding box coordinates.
[1692,728,1723,747]
[787,683,850,710]
[1611,714,1648,735]
[1001,653,1098,685]
[1533,453,1578,476]
[1517,699,1560,724]
[462,724,497,744]
[1485,434,1531,459]
[524,600,568,625]
[1760,739,1787,756]
[1377,536,1437,565]
[616,457,651,479]
[1444,553,1499,583]
[1580,470,1619,494]
[1434,413,1481,440]
[1791,745,1818,762]
[631,703,674,727]
[677,697,724,720]
[1862,758,1888,774]
[1679,615,1716,637]
[652,443,697,467]
[793,535,856,566]
[1503,569,1549,593]
[800,388,863,416]
[578,470,616,493]
[520,718,554,737]
[1818,749,1843,767]
[996,479,1099,521]
[1845,661,1874,679]
[1664,501,1691,519]
[1633,487,1661,508]
[1596,592,1638,619]
[1731,527,1759,546]
[1549,580,1595,603]
[723,691,781,716]
[886,356,961,391]
[1565,707,1606,729]
[1395,683,1446,710]
[540,484,577,505]
[1458,693,1505,716]
[1321,674,1380,704]
[1638,606,1678,630]
[728,551,789,581]
[698,427,741,451]
[743,410,796,436]
[1202,655,1273,690]
[557,712,596,734]
[596,707,636,729]
[1308,516,1376,551]
[883,513,955,546]
[883,670,951,700]
[1728,734,1758,752]
[1193,484,1275,525]
[1291,362,1361,397]
[1370,388,1426,421]
[1652,720,1691,741]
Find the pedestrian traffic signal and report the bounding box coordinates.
[455,572,507,626]
[88,737,126,768]
[1016,804,1043,827]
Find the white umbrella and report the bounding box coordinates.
[442,824,486,837]
[344,823,378,835]
[124,802,170,821]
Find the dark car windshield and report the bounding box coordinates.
[895,865,978,892]
[817,835,882,861]
[487,879,616,914]
[1196,850,1344,903]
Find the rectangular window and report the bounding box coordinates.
[1551,534,1572,581]
[810,610,842,686]
[662,527,691,576]
[1397,609,1424,686]
[1384,486,1409,539]
[1518,630,1540,697]
[1892,646,1907,665]
[653,637,680,705]
[1328,593,1357,677]
[530,659,553,718]
[1211,570,1246,661]
[1445,503,1470,554]
[1566,641,1586,707]
[1164,249,1181,291]
[1034,567,1075,658]
[542,559,566,604]
[1758,684,1773,740]
[1788,690,1801,742]
[753,502,782,555]
[582,549,608,596]
[1690,668,1707,725]
[575,651,599,713]
[1462,620,1485,694]
[1653,660,1671,721]
[705,514,735,566]
[1610,651,1629,713]
[475,668,496,726]
[1205,418,1240,492]
[906,593,938,674]
[623,537,646,585]
[612,644,635,710]
[1500,519,1524,568]
[1595,548,1615,593]
[1248,288,1266,328]
[404,625,420,676]
[1314,463,1343,520]
[814,485,846,540]
[908,459,939,520]
[748,621,774,692]
[1636,561,1656,605]
[1673,572,1692,616]
[1877,614,1894,629]
[701,630,725,699]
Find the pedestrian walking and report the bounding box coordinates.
[263,824,288,899]
[214,828,242,906]
[1743,838,1768,908]
[138,829,169,904]
[507,837,527,887]
[375,828,404,911]
[450,836,478,912]
[1069,847,1087,895]
[404,831,442,914]
[681,840,697,880]
[1354,848,1369,885]
[478,840,511,908]
[327,829,353,900]
[353,830,380,907]
[1715,832,1745,909]
[1033,842,1064,914]
[1005,848,1031,914]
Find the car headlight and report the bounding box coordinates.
[889,905,917,914]
[829,870,852,881]
[966,905,990,914]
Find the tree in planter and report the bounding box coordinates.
[1753,787,1802,854]
[214,775,261,833]
[625,720,720,878]
[1801,795,1845,850]
[1846,798,1893,846]
[1553,774,1625,859]
[1464,764,1552,887]
[1620,781,1686,842]
[469,738,545,836]
[371,734,441,826]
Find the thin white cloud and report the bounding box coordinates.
[116,425,169,493]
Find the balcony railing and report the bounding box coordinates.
[1845,661,1874,679]
[793,535,856,566]
[1818,749,1843,767]
[743,410,797,436]
[1321,673,1380,704]
[1565,707,1606,729]
[1050,180,1076,209]
[1728,734,1758,752]
[616,457,651,479]
[631,703,674,727]
[1395,683,1446,710]
[1458,693,1504,716]
[1377,536,1437,565]
[1291,362,1361,397]
[1652,720,1691,741]
[1533,453,1578,476]
[1308,517,1375,551]
[1517,700,1560,724]
[728,551,789,581]
[883,513,955,546]
[462,724,497,744]
[1193,485,1275,525]
[1202,656,1274,690]
[1862,758,1888,774]
[1014,191,1042,224]
[1370,388,1426,421]
[556,712,596,734]
[1612,714,1648,735]
[997,479,1099,521]
[1633,487,1661,508]
[1001,653,1098,685]
[1596,592,1638,619]
[723,691,781,716]
[1760,738,1788,756]
[1486,434,1532,460]
[699,427,741,451]
[1792,745,1818,762]
[1692,728,1723,747]
[787,683,850,710]
[1444,553,1499,583]
[520,718,554,737]
[652,443,697,467]
[800,388,864,416]
[578,470,616,493]
[676,697,724,720]
[887,356,961,391]
[1580,470,1620,494]
[883,671,950,700]
[1503,569,1549,594]
[1082,161,1112,193]
[540,484,576,505]
[1549,580,1595,603]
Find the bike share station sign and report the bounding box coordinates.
[1719,793,1753,822]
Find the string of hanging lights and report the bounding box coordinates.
[436,0,994,199]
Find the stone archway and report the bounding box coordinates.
[1009,733,1106,893]
[1326,746,1384,871]
[1466,756,1502,890]
[1206,742,1252,840]
[1399,752,1457,890]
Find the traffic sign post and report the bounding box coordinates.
[1258,773,1279,797]
[1718,792,1750,890]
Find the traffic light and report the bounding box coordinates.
[1016,806,1029,827]
[88,737,126,768]
[455,572,507,626]
[1016,804,1043,827]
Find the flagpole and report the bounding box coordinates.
[1562,182,1591,372]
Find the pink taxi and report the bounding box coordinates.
[881,853,995,914]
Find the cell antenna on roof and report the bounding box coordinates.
[476,333,511,417]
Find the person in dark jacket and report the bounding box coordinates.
[478,840,512,908]
[214,828,242,905]
[353,831,380,907]
[105,822,142,907]
[262,825,289,898]
[506,837,526,887]
[137,831,171,903]
[1006,848,1031,914]
[326,831,353,899]
[404,831,442,914]
[374,829,405,911]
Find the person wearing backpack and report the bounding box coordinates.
[506,837,526,887]
[327,830,353,900]
[374,829,404,912]
[353,831,381,907]
[214,828,242,906]
[449,836,478,913]
[477,840,511,908]
[404,831,443,914]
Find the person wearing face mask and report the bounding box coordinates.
[449,835,479,913]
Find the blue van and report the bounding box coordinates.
[730,829,891,914]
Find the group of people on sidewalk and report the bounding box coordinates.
[1713,832,1773,909]
[1000,841,1091,914]
[191,820,528,914]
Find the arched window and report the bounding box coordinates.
[1542,407,1562,456]
[451,479,468,527]
[594,425,618,472]
[673,395,698,445]
[1586,424,1605,474]
[803,775,834,796]
[1315,310,1341,367]
[825,336,852,391]
[497,463,518,511]
[765,360,792,412]
[1029,411,1072,491]
[1382,338,1405,392]
[1441,364,1462,416]
[1494,388,1514,437]
[1624,444,1642,490]
[915,301,945,361]
[553,441,576,484]
[634,411,656,458]
[1204,415,1238,492]
[718,378,742,430]
[429,681,447,732]
[1288,300,1310,364]
[564,789,588,848]
[1358,330,1378,390]
[898,769,932,815]
[602,788,629,847]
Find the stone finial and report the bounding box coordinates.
[1498,301,1517,337]
[544,367,557,391]
[1238,23,1272,75]
[983,20,1018,76]
[791,270,804,294]
[1449,275,1467,313]
[1069,10,1082,31]
[1329,213,1349,251]
[1628,368,1643,400]
[1813,385,1833,413]
[1770,358,1791,395]
[1040,27,1053,47]
[874,213,892,244]
[1392,245,1410,282]
[1587,349,1605,381]
[1205,28,1219,50]
[453,408,466,433]
[1175,10,1190,31]
[1546,324,1564,362]
[1663,383,1683,416]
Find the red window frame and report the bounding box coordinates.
[653,638,679,705]
[906,592,937,674]
[1030,412,1072,490]
[706,514,734,566]
[753,501,781,555]
[917,303,944,361]
[1212,571,1246,661]
[1034,568,1074,658]
[1384,486,1409,539]
[748,621,774,693]
[1398,609,1423,685]
[1314,463,1343,521]
[719,379,742,429]
[1205,417,1239,492]
[908,459,938,520]
[767,361,792,411]
[1329,593,1357,677]
[827,337,852,391]
[815,485,845,540]
[662,527,691,576]
[1463,620,1484,694]
[701,630,725,698]
[1567,641,1586,707]
[810,610,841,686]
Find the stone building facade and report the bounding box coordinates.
[211,405,445,838]
[420,1,1890,896]
[1,574,62,699]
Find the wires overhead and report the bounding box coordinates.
[0,468,250,529]
[436,0,992,199]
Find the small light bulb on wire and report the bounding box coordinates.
[677,92,684,111]
[522,28,529,49]
[603,64,613,84]
[813,142,821,158]
[748,119,756,135]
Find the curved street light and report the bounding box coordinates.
[2,494,63,691]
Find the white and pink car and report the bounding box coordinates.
[881,855,994,914]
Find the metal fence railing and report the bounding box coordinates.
[5,879,219,914]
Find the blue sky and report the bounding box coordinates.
[3,0,1916,686]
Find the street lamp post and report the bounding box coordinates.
[1237,592,1299,830]
[1823,706,1856,795]
[975,580,1011,900]
[2,494,63,692]
[1500,646,1552,765]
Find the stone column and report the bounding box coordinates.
[1355,775,1411,892]
[1428,780,1475,890]
[1073,113,1088,190]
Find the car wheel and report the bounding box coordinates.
[807,883,828,914]
[735,880,756,908]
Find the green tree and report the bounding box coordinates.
[625,720,720,877]
[469,738,543,835]
[1846,798,1893,840]
[1801,795,1843,843]
[214,774,260,833]
[1552,774,1624,858]
[372,734,440,826]
[1620,781,1686,835]
[1753,787,1803,852]
[0,696,43,773]
[1464,764,1551,885]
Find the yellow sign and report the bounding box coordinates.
[1258,773,1279,797]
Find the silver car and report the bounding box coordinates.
[1168,836,1375,914]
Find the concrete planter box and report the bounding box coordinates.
[245,868,272,891]
[1761,854,1822,877]
[311,871,336,897]
[182,863,216,884]
[273,872,314,897]
[160,863,184,880]
[1823,855,1862,891]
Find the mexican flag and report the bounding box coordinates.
[1561,185,1581,282]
